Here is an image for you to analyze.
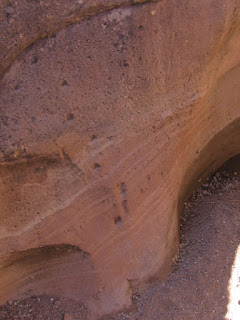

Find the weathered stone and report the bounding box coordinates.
[0,0,240,318]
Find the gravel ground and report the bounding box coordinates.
[0,295,90,320]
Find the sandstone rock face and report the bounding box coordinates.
[0,0,240,318]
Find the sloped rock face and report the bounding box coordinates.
[0,0,240,317]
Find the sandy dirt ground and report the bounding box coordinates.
[1,157,240,320]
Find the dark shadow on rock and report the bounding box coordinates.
[0,244,102,313]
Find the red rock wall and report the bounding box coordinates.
[1,0,240,317]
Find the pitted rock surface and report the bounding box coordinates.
[1,0,240,318]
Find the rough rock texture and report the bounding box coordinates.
[0,0,240,318]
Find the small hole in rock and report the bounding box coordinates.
[67,113,74,121]
[114,216,122,225]
[31,57,38,64]
[91,134,97,141]
[61,80,68,87]
[93,163,101,170]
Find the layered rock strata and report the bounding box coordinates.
[1,0,240,317]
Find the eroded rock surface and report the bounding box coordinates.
[1,0,240,318]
